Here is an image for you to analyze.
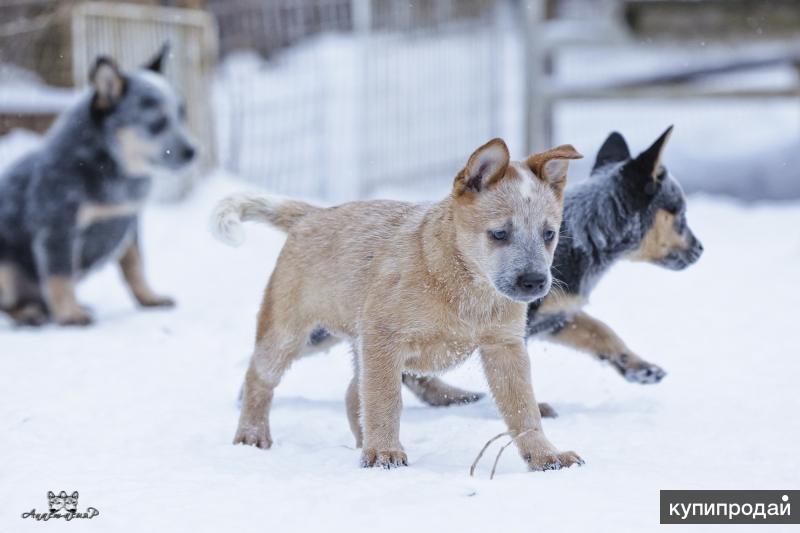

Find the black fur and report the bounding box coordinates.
[527,128,703,334]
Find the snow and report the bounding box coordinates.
[1,171,799,532]
[0,64,77,114]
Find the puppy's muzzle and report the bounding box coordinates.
[512,271,550,300]
[180,144,196,163]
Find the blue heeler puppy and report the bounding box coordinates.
[0,46,195,326]
[382,128,704,413]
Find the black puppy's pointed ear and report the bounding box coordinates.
[632,125,673,181]
[592,131,630,172]
[90,56,125,110]
[453,138,510,197]
[144,42,170,73]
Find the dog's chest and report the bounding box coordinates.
[78,217,137,275]
[85,174,151,204]
[74,176,149,273]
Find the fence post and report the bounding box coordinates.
[323,0,370,202]
[522,0,550,153]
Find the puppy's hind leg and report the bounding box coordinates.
[346,375,362,448]
[0,265,48,327]
[402,374,484,407]
[345,347,362,447]
[234,284,308,449]
[234,330,305,449]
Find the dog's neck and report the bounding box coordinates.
[557,178,650,295]
[46,101,154,202]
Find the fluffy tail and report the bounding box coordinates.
[210,193,320,246]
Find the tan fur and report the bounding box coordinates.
[628,209,688,263]
[116,127,160,175]
[537,291,587,315]
[0,263,17,309]
[118,240,174,307]
[77,202,143,228]
[549,311,655,374]
[225,139,584,470]
[45,276,92,326]
[398,374,557,416]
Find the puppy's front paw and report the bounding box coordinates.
[9,302,49,327]
[613,354,666,384]
[55,307,94,326]
[233,424,272,449]
[524,447,584,471]
[138,294,176,308]
[624,363,666,384]
[360,448,408,468]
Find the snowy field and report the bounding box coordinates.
[1,173,799,532]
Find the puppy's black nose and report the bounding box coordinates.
[181,145,196,161]
[516,272,548,292]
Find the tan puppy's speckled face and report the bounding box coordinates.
[451,140,582,302]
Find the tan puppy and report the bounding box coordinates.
[212,139,583,470]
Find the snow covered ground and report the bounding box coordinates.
[1,173,799,532]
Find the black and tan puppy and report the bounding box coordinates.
[0,46,195,326]
[405,127,704,411]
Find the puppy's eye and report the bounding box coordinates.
[543,229,556,242]
[140,96,159,109]
[149,115,168,134]
[489,229,508,241]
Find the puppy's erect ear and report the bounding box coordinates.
[631,125,673,181]
[90,56,125,110]
[527,144,583,198]
[592,131,630,172]
[59,491,68,498]
[144,42,170,73]
[71,491,79,498]
[453,138,510,197]
[48,491,55,498]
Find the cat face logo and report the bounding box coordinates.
[48,491,78,513]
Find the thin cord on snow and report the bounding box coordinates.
[489,428,536,480]
[470,428,537,479]
[469,431,509,477]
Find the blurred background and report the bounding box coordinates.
[1,0,799,202]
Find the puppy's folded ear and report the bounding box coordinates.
[526,144,583,198]
[453,138,510,197]
[90,56,125,111]
[144,42,170,73]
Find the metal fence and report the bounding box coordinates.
[212,0,512,200]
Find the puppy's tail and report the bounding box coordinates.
[210,193,320,246]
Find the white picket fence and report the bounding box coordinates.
[215,0,511,201]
